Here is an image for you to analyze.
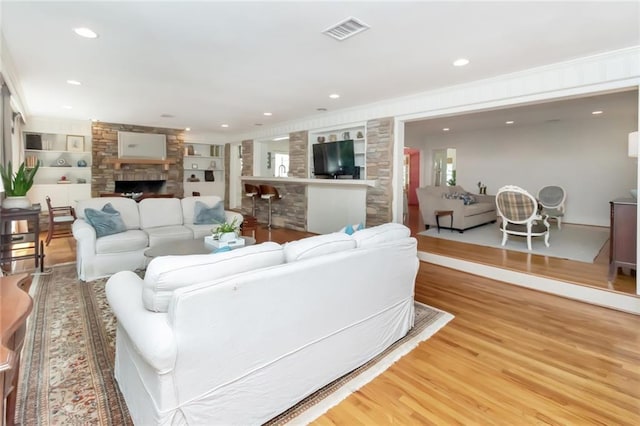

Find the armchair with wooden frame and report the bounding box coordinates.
[495,185,550,251]
[45,196,76,246]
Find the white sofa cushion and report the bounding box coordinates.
[352,223,411,248]
[181,196,223,225]
[95,229,149,254]
[142,242,284,312]
[76,197,141,230]
[283,232,356,262]
[145,225,194,247]
[139,198,184,229]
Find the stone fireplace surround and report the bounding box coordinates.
[91,122,185,197]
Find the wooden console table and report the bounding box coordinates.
[0,205,43,272]
[0,273,33,426]
[608,198,637,283]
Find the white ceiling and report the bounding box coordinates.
[405,89,639,142]
[1,1,639,136]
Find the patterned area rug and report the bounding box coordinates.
[15,263,453,425]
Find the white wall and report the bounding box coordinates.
[411,114,636,226]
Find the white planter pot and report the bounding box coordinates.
[219,232,237,242]
[2,196,31,209]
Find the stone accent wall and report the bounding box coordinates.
[240,140,254,177]
[365,117,394,226]
[288,130,308,178]
[91,122,185,197]
[249,182,306,231]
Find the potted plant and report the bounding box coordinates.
[0,160,39,209]
[212,217,240,242]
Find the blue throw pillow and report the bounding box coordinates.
[342,223,364,235]
[84,203,127,238]
[194,200,226,225]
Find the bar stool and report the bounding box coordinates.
[259,184,281,229]
[244,183,261,217]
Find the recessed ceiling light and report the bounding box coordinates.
[221,124,229,128]
[505,120,514,124]
[329,94,340,99]
[453,58,470,67]
[592,110,603,115]
[263,112,272,116]
[73,27,98,39]
[66,79,81,85]
[62,105,72,109]
[185,127,191,131]
[442,128,450,132]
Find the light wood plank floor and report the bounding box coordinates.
[316,262,640,425]
[7,215,640,424]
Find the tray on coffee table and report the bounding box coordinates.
[144,236,255,258]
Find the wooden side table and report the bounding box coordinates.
[1,273,33,426]
[434,210,454,233]
[0,204,44,272]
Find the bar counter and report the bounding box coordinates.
[240,176,377,233]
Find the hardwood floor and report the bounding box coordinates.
[407,204,637,297]
[6,213,640,424]
[315,262,640,425]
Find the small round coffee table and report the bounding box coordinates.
[144,236,256,259]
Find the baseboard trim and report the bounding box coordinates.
[418,251,640,316]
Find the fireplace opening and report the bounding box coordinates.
[115,180,166,194]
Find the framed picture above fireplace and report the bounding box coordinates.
[118,131,167,159]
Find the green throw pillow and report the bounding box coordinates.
[194,200,226,225]
[84,203,127,238]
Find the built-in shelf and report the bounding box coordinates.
[104,158,176,171]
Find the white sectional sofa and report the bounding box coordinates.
[72,196,243,281]
[105,223,418,425]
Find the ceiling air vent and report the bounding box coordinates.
[322,17,370,41]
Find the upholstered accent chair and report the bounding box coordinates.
[495,185,550,250]
[537,185,566,229]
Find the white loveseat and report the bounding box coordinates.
[72,196,243,281]
[105,223,418,425]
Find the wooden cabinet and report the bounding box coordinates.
[608,198,637,283]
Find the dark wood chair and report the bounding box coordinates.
[45,196,76,246]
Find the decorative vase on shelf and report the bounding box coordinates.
[77,159,87,167]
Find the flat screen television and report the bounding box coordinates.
[312,140,356,178]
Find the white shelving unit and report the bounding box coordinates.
[183,142,225,196]
[308,124,366,180]
[23,131,92,207]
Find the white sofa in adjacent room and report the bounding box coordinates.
[105,223,418,425]
[72,196,243,281]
